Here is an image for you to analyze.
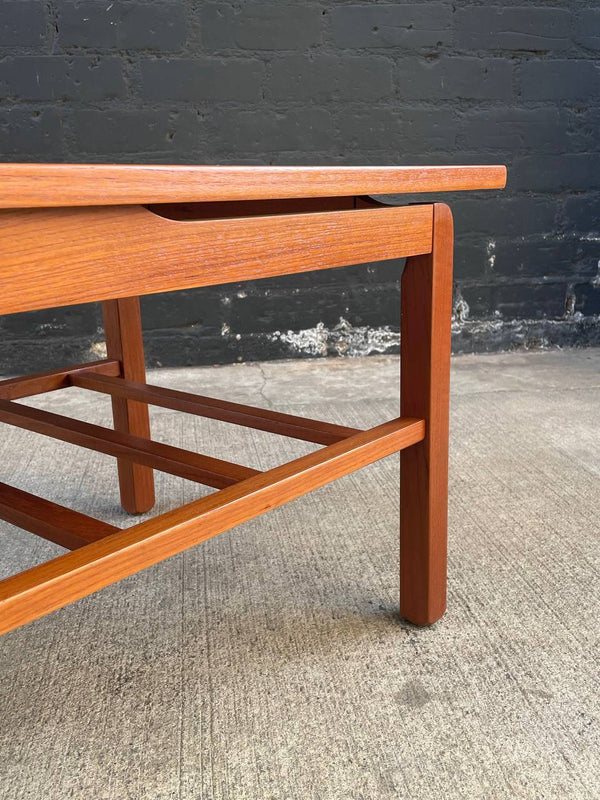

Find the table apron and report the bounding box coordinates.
[0,203,433,315]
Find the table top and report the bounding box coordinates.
[0,163,506,209]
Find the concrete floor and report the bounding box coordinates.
[0,349,599,800]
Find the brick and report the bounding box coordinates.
[460,282,567,320]
[561,108,600,153]
[0,2,45,47]
[452,197,557,238]
[207,108,337,153]
[142,288,229,332]
[229,288,343,335]
[575,9,600,51]
[141,332,202,370]
[331,4,452,48]
[572,282,600,315]
[398,57,513,100]
[0,108,62,154]
[58,2,186,50]
[264,260,402,291]
[140,59,264,102]
[493,240,599,278]
[459,108,568,153]
[70,110,172,153]
[511,155,600,192]
[456,7,571,51]
[493,283,567,319]
[562,196,600,233]
[458,286,494,319]
[400,108,459,150]
[0,337,99,374]
[220,283,400,335]
[0,57,125,101]
[521,60,600,101]
[333,108,398,150]
[454,240,494,281]
[1,304,99,337]
[267,55,392,101]
[200,3,321,50]
[164,110,208,151]
[335,107,457,151]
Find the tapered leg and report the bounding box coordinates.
[400,203,453,625]
[102,297,155,514]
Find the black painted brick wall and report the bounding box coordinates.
[1,0,599,372]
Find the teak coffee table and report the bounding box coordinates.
[0,164,505,636]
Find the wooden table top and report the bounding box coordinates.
[0,163,506,208]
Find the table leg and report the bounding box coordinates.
[400,203,453,625]
[102,297,155,514]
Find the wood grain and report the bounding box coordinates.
[0,164,507,209]
[0,416,425,636]
[0,203,434,315]
[400,203,454,626]
[102,298,155,514]
[0,398,260,488]
[72,372,361,445]
[0,481,117,551]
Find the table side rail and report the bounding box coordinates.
[0,203,433,315]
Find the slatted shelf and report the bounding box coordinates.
[0,398,259,489]
[71,372,361,446]
[0,415,425,636]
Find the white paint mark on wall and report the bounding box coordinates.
[487,239,496,270]
[268,317,399,358]
[89,340,107,359]
[564,293,576,317]
[272,322,329,357]
[453,293,470,323]
[592,261,600,289]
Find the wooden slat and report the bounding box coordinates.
[71,373,361,445]
[0,164,507,209]
[0,416,425,635]
[0,359,121,401]
[0,399,259,488]
[0,203,433,315]
[0,481,118,551]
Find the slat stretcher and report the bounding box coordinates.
[0,358,425,635]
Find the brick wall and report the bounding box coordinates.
[1,0,599,372]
